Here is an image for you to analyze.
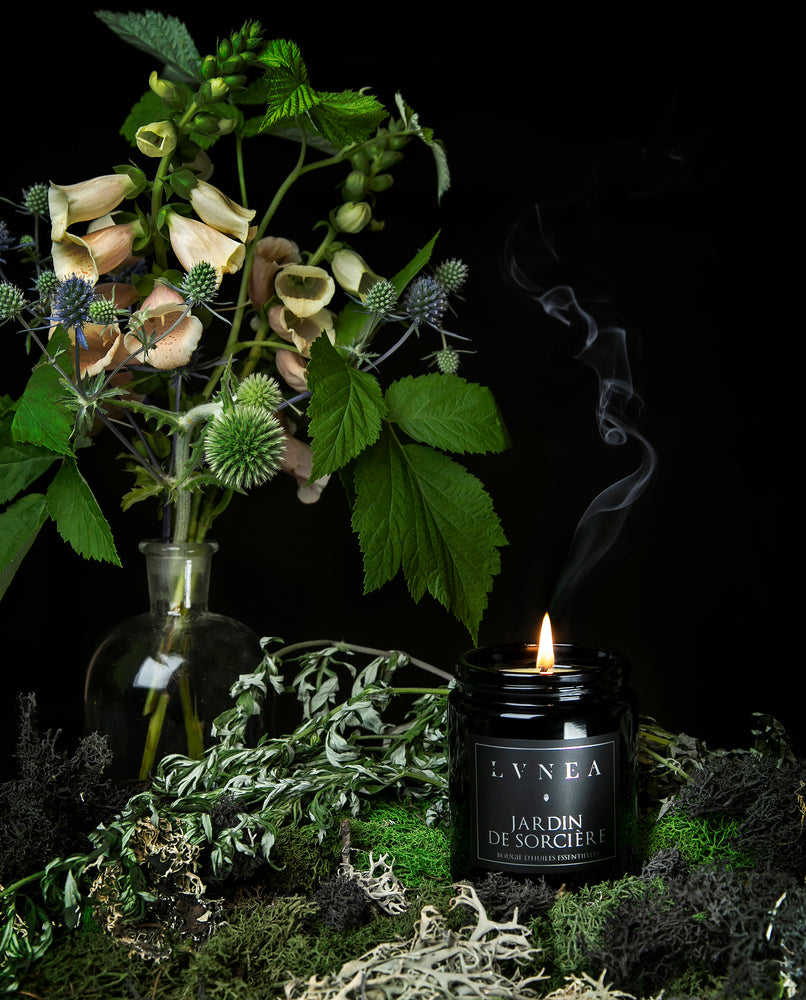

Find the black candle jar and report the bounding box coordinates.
[448,641,639,886]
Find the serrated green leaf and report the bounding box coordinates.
[352,428,506,641]
[11,350,75,457]
[0,493,48,601]
[308,90,387,148]
[45,458,120,566]
[0,417,60,504]
[306,336,387,480]
[96,10,201,84]
[386,374,510,455]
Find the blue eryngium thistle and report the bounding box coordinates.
[204,405,286,491]
[52,275,96,349]
[404,276,448,329]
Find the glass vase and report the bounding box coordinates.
[84,540,266,781]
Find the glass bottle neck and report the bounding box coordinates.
[140,540,219,615]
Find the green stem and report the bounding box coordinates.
[139,689,170,781]
[201,128,310,401]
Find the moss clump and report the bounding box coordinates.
[646,811,754,870]
[346,799,451,887]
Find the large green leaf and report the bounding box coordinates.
[258,39,385,146]
[96,10,202,83]
[306,336,387,481]
[0,418,59,505]
[351,428,506,641]
[45,458,120,566]
[11,362,74,457]
[386,374,510,455]
[0,493,48,601]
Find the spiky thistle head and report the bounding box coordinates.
[434,346,461,374]
[34,270,60,301]
[52,275,96,347]
[404,275,448,329]
[204,405,286,491]
[0,282,27,322]
[88,297,120,327]
[432,258,468,295]
[181,261,219,307]
[364,278,398,318]
[236,372,284,411]
[22,183,49,218]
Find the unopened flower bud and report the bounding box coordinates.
[149,71,189,109]
[201,54,219,79]
[334,201,372,234]
[135,121,177,157]
[342,170,368,200]
[22,183,49,217]
[200,77,229,103]
[375,150,404,171]
[370,174,394,193]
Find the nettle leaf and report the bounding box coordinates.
[11,352,74,457]
[259,39,386,146]
[96,10,201,84]
[352,428,507,641]
[306,336,387,481]
[45,458,121,566]
[0,493,48,601]
[386,374,510,455]
[308,90,387,148]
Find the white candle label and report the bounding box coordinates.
[470,734,618,871]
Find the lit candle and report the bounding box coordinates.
[448,616,639,887]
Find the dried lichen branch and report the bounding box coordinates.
[283,882,549,999]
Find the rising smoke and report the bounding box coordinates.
[504,202,657,615]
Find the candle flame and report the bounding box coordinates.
[536,612,555,673]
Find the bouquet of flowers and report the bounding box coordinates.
[0,10,508,642]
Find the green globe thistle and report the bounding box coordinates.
[236,373,284,411]
[88,298,119,326]
[204,405,286,491]
[0,282,27,322]
[365,278,398,318]
[434,347,461,374]
[34,270,60,302]
[404,276,448,329]
[432,258,468,295]
[181,262,218,306]
[22,183,49,218]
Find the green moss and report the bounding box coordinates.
[647,812,755,869]
[346,799,451,887]
[262,823,342,895]
[544,876,663,979]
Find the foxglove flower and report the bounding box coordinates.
[165,211,246,285]
[52,218,143,284]
[49,173,141,241]
[274,264,335,318]
[331,248,381,300]
[268,303,335,358]
[123,284,203,370]
[189,180,256,243]
[135,120,177,158]
[248,236,301,308]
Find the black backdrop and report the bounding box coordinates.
[2,5,799,778]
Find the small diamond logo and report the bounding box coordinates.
[543,793,550,802]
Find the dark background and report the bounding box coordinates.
[2,6,799,777]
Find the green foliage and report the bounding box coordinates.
[647,812,754,870]
[258,39,387,147]
[44,458,120,566]
[95,10,202,84]
[352,430,506,642]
